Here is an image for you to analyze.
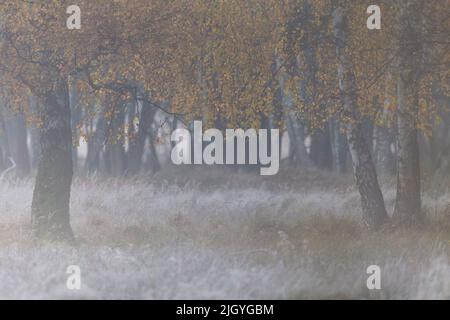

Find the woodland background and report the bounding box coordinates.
[0,0,449,299]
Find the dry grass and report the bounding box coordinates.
[0,168,449,299]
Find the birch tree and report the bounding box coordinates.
[332,2,388,229]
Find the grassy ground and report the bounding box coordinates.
[0,167,449,299]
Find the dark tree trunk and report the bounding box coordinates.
[283,1,319,169]
[104,142,125,177]
[104,101,126,177]
[309,125,333,170]
[393,0,424,225]
[31,79,74,240]
[329,117,348,173]
[286,113,312,167]
[361,116,374,154]
[374,124,395,176]
[394,88,422,224]
[127,99,156,175]
[85,115,105,175]
[277,56,312,168]
[145,128,161,173]
[333,4,388,230]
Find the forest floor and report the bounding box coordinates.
[1,167,450,299]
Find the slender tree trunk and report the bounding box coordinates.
[0,107,12,173]
[69,77,81,173]
[0,146,4,171]
[271,84,284,162]
[374,124,395,176]
[85,115,105,175]
[373,96,395,176]
[127,99,156,175]
[333,4,388,230]
[276,56,312,168]
[394,78,422,223]
[146,128,161,173]
[31,78,74,240]
[286,112,312,167]
[309,125,333,170]
[329,117,347,173]
[393,0,424,225]
[28,95,41,170]
[85,99,110,175]
[4,111,31,177]
[286,115,297,165]
[104,101,126,177]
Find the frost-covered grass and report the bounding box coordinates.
[0,168,450,299]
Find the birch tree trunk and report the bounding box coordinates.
[333,4,388,230]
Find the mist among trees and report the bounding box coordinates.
[0,0,449,299]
